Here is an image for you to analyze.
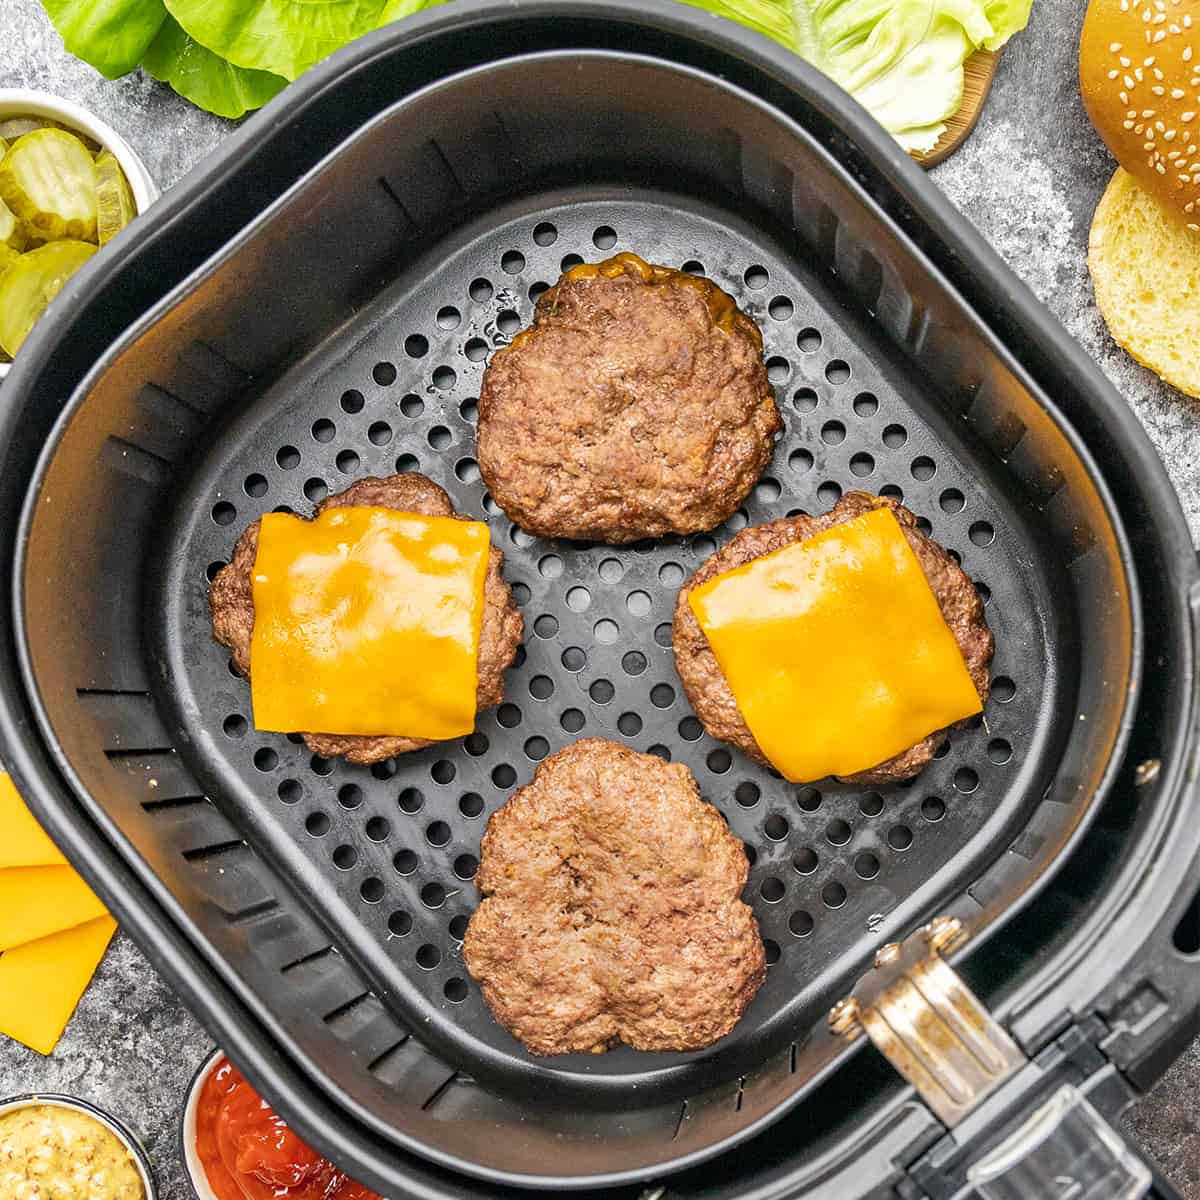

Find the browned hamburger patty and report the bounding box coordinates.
[208,474,523,765]
[476,254,781,543]
[462,738,766,1056]
[672,492,994,786]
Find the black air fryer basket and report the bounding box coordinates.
[2,4,1199,1197]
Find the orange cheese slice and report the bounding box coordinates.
[250,507,490,739]
[0,915,117,1054]
[0,866,108,950]
[689,507,982,782]
[0,772,66,867]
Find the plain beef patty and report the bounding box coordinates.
[476,254,781,543]
[672,492,994,785]
[462,738,766,1055]
[208,473,523,765]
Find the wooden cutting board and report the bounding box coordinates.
[913,49,1000,168]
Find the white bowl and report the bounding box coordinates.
[0,1092,158,1198]
[180,1050,223,1200]
[0,88,159,380]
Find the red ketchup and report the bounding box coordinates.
[195,1057,381,1200]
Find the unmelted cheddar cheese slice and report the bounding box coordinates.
[250,508,490,740]
[0,772,67,867]
[688,508,982,782]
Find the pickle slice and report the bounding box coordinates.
[0,118,49,141]
[0,239,96,357]
[0,197,26,250]
[94,152,135,246]
[0,129,97,243]
[0,136,7,159]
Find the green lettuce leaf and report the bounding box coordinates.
[142,15,287,119]
[40,0,167,79]
[687,0,1033,152]
[161,0,435,81]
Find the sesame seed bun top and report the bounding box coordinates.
[1081,0,1200,229]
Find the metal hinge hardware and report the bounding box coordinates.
[828,916,1026,1126]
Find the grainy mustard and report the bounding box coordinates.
[0,1104,144,1200]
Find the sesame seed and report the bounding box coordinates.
[1122,91,1131,103]
[1146,55,1157,64]
[1173,88,1186,98]
[1136,67,1146,79]
[1110,67,1122,78]
[1183,111,1196,120]
[1158,161,1167,172]
[1187,222,1198,230]
[1126,119,1137,128]
[1154,67,1165,79]
[1185,46,1194,60]
[1122,54,1133,65]
[1143,107,1157,115]
[1165,128,1178,139]
[1186,200,1196,211]
[1111,41,1124,51]
[1153,84,1166,93]
[1154,28,1166,39]
[1126,74,1138,86]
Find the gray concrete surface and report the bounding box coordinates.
[1,0,1198,1196]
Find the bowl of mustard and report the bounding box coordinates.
[0,1094,155,1199]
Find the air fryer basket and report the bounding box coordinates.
[12,48,1140,1184]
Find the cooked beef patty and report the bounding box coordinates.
[476,253,781,543]
[462,738,766,1056]
[209,473,523,765]
[672,492,993,785]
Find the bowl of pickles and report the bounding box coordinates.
[0,90,158,377]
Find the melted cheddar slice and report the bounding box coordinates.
[250,508,490,739]
[689,508,982,782]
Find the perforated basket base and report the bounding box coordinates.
[154,188,1060,1101]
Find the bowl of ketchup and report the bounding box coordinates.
[182,1051,382,1200]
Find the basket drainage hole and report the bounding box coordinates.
[332,844,358,870]
[428,426,452,450]
[421,882,446,908]
[821,881,847,908]
[525,736,550,760]
[734,782,760,808]
[850,452,875,477]
[954,767,980,794]
[533,221,558,246]
[744,265,769,289]
[338,783,364,809]
[426,821,451,846]
[766,357,790,384]
[529,282,550,302]
[305,812,330,837]
[817,481,843,509]
[921,797,946,823]
[459,792,484,818]
[650,684,675,709]
[223,714,247,738]
[764,939,781,965]
[243,473,268,498]
[398,787,424,814]
[431,759,456,785]
[821,420,845,445]
[859,792,884,817]
[561,708,585,733]
[617,712,642,736]
[454,853,478,879]
[789,910,814,937]
[969,520,996,546]
[253,747,278,772]
[405,334,428,359]
[854,853,879,879]
[445,977,469,1002]
[276,445,300,470]
[360,877,384,903]
[621,651,646,676]
[303,478,328,503]
[793,848,819,875]
[562,646,587,671]
[492,764,517,789]
[911,456,936,481]
[501,250,525,274]
[278,779,301,804]
[589,679,615,704]
[211,501,236,526]
[678,716,703,741]
[764,814,789,840]
[366,816,391,841]
[388,910,413,936]
[825,819,851,845]
[373,362,397,386]
[593,225,618,249]
[940,488,965,513]
[433,365,456,391]
[768,296,793,321]
[369,422,392,446]
[825,360,851,385]
[336,449,360,474]
[469,277,493,302]
[789,448,814,474]
[312,418,336,442]
[393,849,418,874]
[340,389,364,414]
[887,825,913,850]
[310,754,334,776]
[449,914,469,940]
[882,424,907,448]
[760,876,785,902]
[416,944,441,969]
[853,392,878,417]
[681,260,704,276]
[437,305,461,330]
[707,749,732,774]
[796,787,822,812]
